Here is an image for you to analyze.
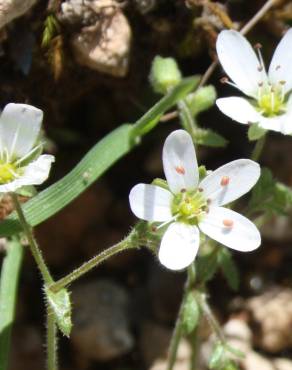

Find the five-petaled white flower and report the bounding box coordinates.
[0,103,55,193]
[216,29,292,135]
[129,130,261,271]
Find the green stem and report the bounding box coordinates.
[251,134,266,161]
[11,193,53,285]
[177,100,197,134]
[198,293,226,344]
[167,268,193,370]
[49,234,136,293]
[190,325,200,370]
[0,238,23,370]
[47,306,58,370]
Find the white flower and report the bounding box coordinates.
[216,29,292,135]
[129,130,261,271]
[0,103,55,193]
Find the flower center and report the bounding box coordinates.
[171,189,208,225]
[257,82,286,117]
[0,162,18,184]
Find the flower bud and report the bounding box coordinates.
[149,56,182,95]
[185,85,217,116]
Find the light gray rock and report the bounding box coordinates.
[0,0,37,29]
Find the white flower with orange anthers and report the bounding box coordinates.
[0,103,55,193]
[129,130,261,271]
[216,29,292,135]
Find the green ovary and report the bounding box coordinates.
[171,189,207,225]
[258,91,285,117]
[0,163,17,184]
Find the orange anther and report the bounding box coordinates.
[220,176,230,186]
[223,219,234,228]
[175,166,185,175]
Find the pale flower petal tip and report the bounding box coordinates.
[216,29,292,134]
[0,103,54,193]
[162,129,199,194]
[199,207,261,252]
[129,183,173,222]
[0,103,44,158]
[158,222,200,270]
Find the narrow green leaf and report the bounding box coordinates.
[0,238,23,370]
[181,292,200,334]
[0,124,133,237]
[248,123,266,141]
[132,76,200,137]
[218,248,240,291]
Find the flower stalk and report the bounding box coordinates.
[167,267,193,370]
[47,306,58,370]
[49,230,139,293]
[11,193,53,285]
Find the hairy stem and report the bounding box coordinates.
[49,232,137,293]
[47,306,58,370]
[11,193,53,285]
[167,267,194,370]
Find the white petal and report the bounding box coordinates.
[216,97,261,124]
[0,154,55,193]
[199,207,261,252]
[163,130,199,194]
[199,159,260,207]
[216,30,261,97]
[129,183,173,222]
[268,29,292,95]
[158,222,200,270]
[0,103,43,159]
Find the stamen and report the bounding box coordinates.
[257,82,263,101]
[275,65,281,71]
[151,225,157,232]
[220,77,241,91]
[220,176,230,186]
[181,188,186,193]
[279,80,286,102]
[254,43,267,77]
[3,148,9,164]
[15,143,43,166]
[223,219,234,228]
[156,216,177,230]
[270,86,275,112]
[175,166,185,175]
[207,198,211,205]
[198,187,203,192]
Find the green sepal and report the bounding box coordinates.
[152,178,169,190]
[247,123,266,141]
[46,287,72,337]
[181,292,200,334]
[198,165,207,181]
[185,85,217,116]
[15,186,37,198]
